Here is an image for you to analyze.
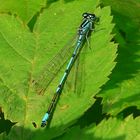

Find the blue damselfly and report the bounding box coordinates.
[41,13,98,127]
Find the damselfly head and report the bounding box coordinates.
[82,12,98,22]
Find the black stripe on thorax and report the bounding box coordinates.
[80,19,89,28]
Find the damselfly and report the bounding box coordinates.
[41,12,99,127]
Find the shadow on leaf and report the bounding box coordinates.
[100,12,140,90]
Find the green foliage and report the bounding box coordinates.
[100,0,140,115]
[56,115,140,140]
[0,0,139,140]
[0,0,46,23]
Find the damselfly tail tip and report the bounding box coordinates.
[41,122,46,127]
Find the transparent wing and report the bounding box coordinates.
[33,35,78,95]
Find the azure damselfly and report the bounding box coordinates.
[41,12,98,127]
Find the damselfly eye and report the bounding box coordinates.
[82,12,88,18]
[90,14,96,19]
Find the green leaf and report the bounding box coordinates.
[0,0,46,23]
[57,115,140,140]
[99,0,140,115]
[102,0,140,22]
[0,0,117,139]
